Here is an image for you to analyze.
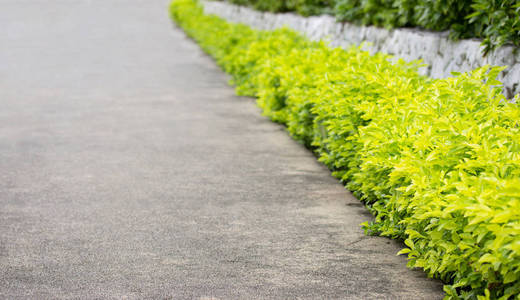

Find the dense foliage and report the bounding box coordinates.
[334,0,475,35]
[222,0,520,53]
[227,0,336,15]
[170,0,520,298]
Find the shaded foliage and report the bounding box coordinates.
[223,0,520,53]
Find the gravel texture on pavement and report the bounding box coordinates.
[0,1,444,298]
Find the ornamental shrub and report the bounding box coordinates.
[222,0,520,53]
[334,0,413,27]
[467,0,520,53]
[170,0,520,298]
[333,0,478,42]
[227,0,335,15]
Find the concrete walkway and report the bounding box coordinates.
[0,1,444,299]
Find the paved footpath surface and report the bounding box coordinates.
[0,1,444,299]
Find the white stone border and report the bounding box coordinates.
[201,0,520,97]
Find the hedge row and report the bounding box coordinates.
[170,0,520,298]
[222,0,520,54]
[226,0,335,16]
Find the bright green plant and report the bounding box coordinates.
[170,0,520,298]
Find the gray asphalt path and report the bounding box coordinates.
[0,1,444,299]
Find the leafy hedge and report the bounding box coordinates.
[170,0,520,298]
[221,0,520,54]
[227,0,336,15]
[334,0,520,54]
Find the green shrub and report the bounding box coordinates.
[289,0,336,16]
[334,0,412,27]
[333,0,477,41]
[222,0,520,53]
[226,0,335,15]
[170,0,520,298]
[467,0,520,53]
[227,0,288,12]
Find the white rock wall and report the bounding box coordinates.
[201,0,520,97]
